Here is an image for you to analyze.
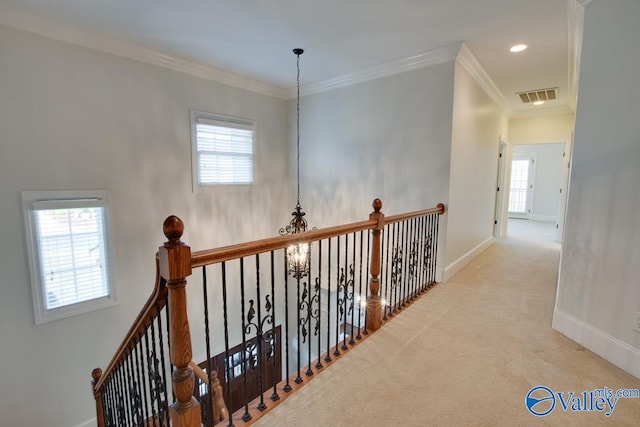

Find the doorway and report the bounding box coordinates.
[503,142,566,243]
[508,154,536,219]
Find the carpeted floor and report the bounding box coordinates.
[253,238,640,426]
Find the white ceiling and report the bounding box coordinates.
[0,0,574,116]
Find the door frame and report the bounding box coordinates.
[493,139,507,236]
[508,153,537,219]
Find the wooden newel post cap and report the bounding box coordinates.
[163,216,184,243]
[91,368,102,386]
[372,198,383,213]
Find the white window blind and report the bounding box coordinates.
[192,112,255,189]
[22,190,117,324]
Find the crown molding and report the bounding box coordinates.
[567,0,587,112]
[293,42,463,99]
[0,5,289,99]
[455,43,512,116]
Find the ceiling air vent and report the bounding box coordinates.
[517,87,558,103]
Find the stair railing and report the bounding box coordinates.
[91,199,445,426]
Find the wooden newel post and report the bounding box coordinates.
[158,216,201,427]
[91,368,106,427]
[366,198,385,332]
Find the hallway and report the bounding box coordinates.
[255,239,640,426]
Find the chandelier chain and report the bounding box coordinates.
[296,51,301,209]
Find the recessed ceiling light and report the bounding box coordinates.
[533,100,545,106]
[510,44,527,53]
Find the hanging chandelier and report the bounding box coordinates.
[280,48,311,279]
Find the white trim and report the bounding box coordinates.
[0,5,288,100]
[530,214,557,222]
[21,189,118,325]
[74,417,97,427]
[509,137,569,145]
[295,42,463,98]
[552,310,640,380]
[456,43,511,116]
[190,110,256,192]
[443,236,493,282]
[567,0,587,112]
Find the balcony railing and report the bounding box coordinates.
[91,199,445,426]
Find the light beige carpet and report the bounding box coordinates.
[253,238,640,426]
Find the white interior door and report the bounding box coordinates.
[508,154,535,218]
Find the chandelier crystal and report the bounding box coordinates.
[279,48,311,279]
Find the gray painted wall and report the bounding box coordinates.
[554,0,640,371]
[0,24,289,427]
[297,63,455,226]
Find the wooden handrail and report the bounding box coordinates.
[92,260,168,393]
[384,203,446,225]
[191,203,445,268]
[191,219,376,267]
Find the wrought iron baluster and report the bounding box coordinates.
[120,358,130,425]
[130,350,143,426]
[401,220,408,307]
[114,367,126,426]
[341,235,349,351]
[148,318,158,421]
[363,229,370,335]
[137,334,150,425]
[239,258,251,422]
[107,377,117,427]
[381,223,388,321]
[417,215,425,293]
[156,307,170,426]
[315,240,324,369]
[295,268,303,384]
[356,231,364,340]
[430,213,436,285]
[324,238,332,363]
[434,212,440,285]
[269,251,280,402]
[282,252,292,393]
[334,236,342,357]
[143,329,155,424]
[102,377,111,427]
[123,361,133,426]
[391,222,401,315]
[201,266,214,427]
[425,214,431,286]
[304,253,315,376]
[349,232,356,345]
[424,214,430,287]
[148,315,165,424]
[220,262,235,426]
[408,218,417,300]
[250,254,268,411]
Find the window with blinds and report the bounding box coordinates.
[22,190,117,324]
[191,111,255,190]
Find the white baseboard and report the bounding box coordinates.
[442,236,493,282]
[531,214,557,222]
[75,417,97,427]
[553,309,640,380]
